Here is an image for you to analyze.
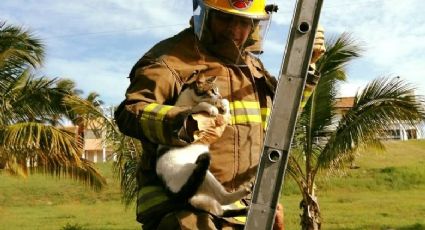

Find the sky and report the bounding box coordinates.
[1,0,424,106]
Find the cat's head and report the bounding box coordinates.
[185,71,221,102]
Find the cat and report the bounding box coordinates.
[155,73,250,216]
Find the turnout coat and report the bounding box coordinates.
[114,27,318,228]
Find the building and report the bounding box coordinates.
[64,123,113,163]
[334,97,425,140]
[82,127,113,163]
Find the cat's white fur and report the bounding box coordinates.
[156,143,249,215]
[174,80,229,116]
[155,77,248,216]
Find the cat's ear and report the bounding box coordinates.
[196,73,208,83]
[205,76,217,84]
[186,70,200,85]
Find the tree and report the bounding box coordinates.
[92,104,142,207]
[288,33,425,230]
[65,91,105,146]
[0,21,106,190]
[111,134,143,207]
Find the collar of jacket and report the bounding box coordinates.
[196,40,265,80]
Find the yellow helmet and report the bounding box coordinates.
[192,0,276,57]
[203,0,269,19]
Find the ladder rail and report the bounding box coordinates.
[244,0,324,229]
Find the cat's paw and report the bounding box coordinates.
[216,99,230,115]
[207,106,219,116]
[192,102,219,116]
[241,181,254,194]
[209,202,224,216]
[239,186,251,196]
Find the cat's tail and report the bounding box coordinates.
[173,152,210,201]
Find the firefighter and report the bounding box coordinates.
[114,0,325,229]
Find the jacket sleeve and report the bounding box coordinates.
[114,57,192,145]
[299,64,321,108]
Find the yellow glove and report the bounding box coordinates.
[190,112,230,145]
[310,24,326,65]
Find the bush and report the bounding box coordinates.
[61,223,87,230]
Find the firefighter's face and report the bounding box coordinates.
[209,10,253,48]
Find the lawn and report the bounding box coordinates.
[1,140,424,229]
[0,163,139,230]
[281,140,425,230]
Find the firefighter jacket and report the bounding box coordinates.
[114,27,319,227]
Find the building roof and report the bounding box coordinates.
[84,139,103,151]
[335,97,355,109]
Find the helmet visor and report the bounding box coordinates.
[193,0,207,40]
[193,0,273,63]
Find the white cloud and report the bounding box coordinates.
[2,0,425,105]
[44,57,131,105]
[320,0,425,95]
[263,0,425,97]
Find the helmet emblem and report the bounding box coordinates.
[229,0,253,10]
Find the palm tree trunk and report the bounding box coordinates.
[300,191,321,230]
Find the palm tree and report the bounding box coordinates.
[288,33,425,230]
[111,134,143,207]
[74,101,142,206]
[0,21,44,72]
[0,21,106,190]
[65,92,104,144]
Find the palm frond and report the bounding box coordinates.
[0,21,45,69]
[1,122,81,158]
[298,32,363,149]
[316,32,363,79]
[1,72,71,125]
[56,78,83,95]
[33,158,107,191]
[62,95,116,136]
[86,92,104,106]
[112,135,142,207]
[0,122,107,190]
[317,77,425,169]
[292,33,363,185]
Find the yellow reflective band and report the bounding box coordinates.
[261,108,270,129]
[137,194,169,213]
[303,89,313,99]
[156,105,173,119]
[230,101,260,110]
[155,105,173,143]
[142,103,159,116]
[140,103,158,141]
[137,186,164,199]
[231,114,262,124]
[300,90,313,109]
[137,186,170,213]
[140,103,173,143]
[233,200,247,223]
[261,108,270,117]
[229,101,262,125]
[300,101,307,109]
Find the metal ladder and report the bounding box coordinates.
[245,0,324,229]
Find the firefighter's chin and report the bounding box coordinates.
[207,37,245,64]
[227,37,243,48]
[216,35,242,48]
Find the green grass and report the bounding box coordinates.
[1,140,425,229]
[281,140,425,230]
[0,163,139,230]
